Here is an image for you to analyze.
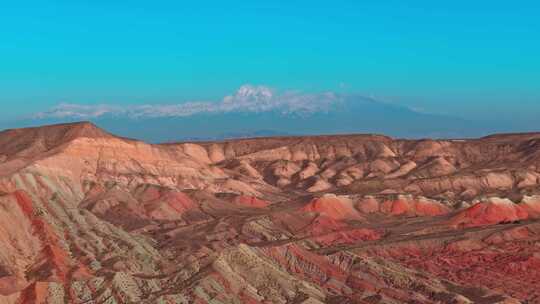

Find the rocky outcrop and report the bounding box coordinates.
[302,194,363,220]
[451,196,540,228]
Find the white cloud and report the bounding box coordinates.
[34,85,344,119]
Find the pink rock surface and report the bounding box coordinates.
[0,122,537,303]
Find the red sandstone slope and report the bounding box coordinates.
[451,196,540,228]
[0,122,538,303]
[302,194,363,220]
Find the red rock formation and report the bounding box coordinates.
[0,122,537,303]
[302,194,363,221]
[451,198,529,228]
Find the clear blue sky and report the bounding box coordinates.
[1,1,539,121]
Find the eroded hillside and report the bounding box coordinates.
[0,122,539,303]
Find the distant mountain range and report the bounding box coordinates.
[0,85,529,143]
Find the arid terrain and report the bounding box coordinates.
[0,122,539,303]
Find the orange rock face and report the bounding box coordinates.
[0,122,539,303]
[302,194,363,220]
[451,198,530,228]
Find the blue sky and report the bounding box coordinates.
[1,1,539,123]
